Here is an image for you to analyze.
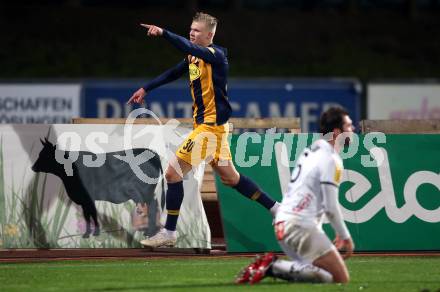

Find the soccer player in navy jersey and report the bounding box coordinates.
[128,12,280,247]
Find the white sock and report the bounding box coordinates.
[164,229,177,237]
[271,259,333,283]
[270,202,280,216]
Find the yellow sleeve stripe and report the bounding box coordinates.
[334,165,342,184]
[167,209,180,216]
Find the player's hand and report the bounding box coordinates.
[334,235,354,260]
[127,88,146,104]
[140,24,163,36]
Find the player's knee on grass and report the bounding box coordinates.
[328,257,350,283]
[313,250,350,284]
[332,268,349,283]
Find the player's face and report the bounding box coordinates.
[342,115,355,133]
[341,115,355,145]
[190,21,212,46]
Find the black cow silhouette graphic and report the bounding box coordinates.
[31,138,164,238]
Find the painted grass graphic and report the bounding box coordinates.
[0,140,146,248]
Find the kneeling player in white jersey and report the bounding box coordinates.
[236,107,355,284]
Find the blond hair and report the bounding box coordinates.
[193,12,218,32]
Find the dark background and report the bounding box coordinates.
[2,0,440,80]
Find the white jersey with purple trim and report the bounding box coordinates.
[275,139,344,229]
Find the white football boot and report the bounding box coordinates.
[140,228,177,248]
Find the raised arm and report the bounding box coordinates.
[127,60,187,104]
[140,24,225,64]
[162,30,224,64]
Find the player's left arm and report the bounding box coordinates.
[322,183,354,259]
[321,156,354,258]
[164,30,224,64]
[321,183,350,240]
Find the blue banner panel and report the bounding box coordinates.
[82,79,361,132]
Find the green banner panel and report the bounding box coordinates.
[216,134,440,252]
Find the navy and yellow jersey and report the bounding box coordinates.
[143,29,232,125]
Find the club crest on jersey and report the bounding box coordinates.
[190,56,199,63]
[189,63,201,81]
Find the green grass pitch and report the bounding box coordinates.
[1,256,439,292]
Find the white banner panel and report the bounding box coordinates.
[0,84,81,123]
[367,83,440,119]
[0,124,209,249]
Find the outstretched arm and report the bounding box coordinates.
[141,23,163,37]
[142,60,187,92]
[127,60,187,104]
[140,23,225,64]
